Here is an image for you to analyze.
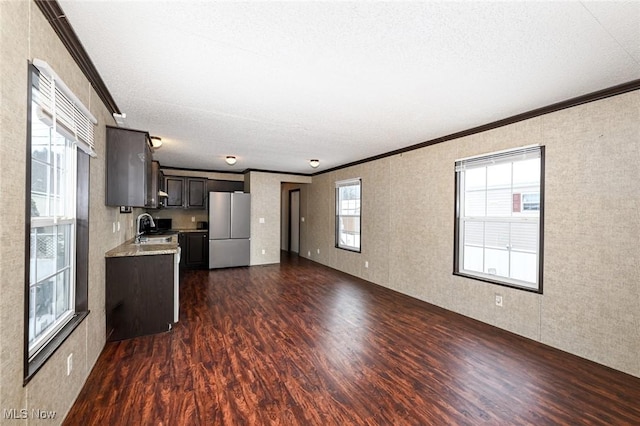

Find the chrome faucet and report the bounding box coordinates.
[135,213,156,243]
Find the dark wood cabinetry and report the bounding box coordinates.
[186,178,207,209]
[150,160,163,209]
[106,254,174,341]
[106,126,156,207]
[164,176,185,208]
[164,176,207,209]
[179,232,208,269]
[207,179,245,193]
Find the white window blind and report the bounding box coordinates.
[455,145,540,172]
[33,59,97,157]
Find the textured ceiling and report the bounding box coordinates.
[58,1,640,174]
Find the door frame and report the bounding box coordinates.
[288,189,301,253]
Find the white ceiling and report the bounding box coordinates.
[58,1,640,174]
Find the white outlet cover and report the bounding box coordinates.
[307,251,311,257]
[259,217,265,224]
[261,249,265,254]
[365,261,369,268]
[112,222,115,233]
[317,248,320,254]
[301,217,305,222]
[67,353,73,376]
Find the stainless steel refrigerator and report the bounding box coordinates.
[208,192,251,268]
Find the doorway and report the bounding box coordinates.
[289,189,300,254]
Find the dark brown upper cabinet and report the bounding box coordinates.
[106,126,157,207]
[186,178,206,209]
[164,176,185,208]
[164,176,207,209]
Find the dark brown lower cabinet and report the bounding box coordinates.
[179,232,208,269]
[106,254,174,341]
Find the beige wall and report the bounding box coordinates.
[0,1,134,423]
[304,90,640,378]
[246,172,311,265]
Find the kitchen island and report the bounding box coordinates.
[105,236,180,341]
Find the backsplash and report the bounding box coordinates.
[150,209,208,230]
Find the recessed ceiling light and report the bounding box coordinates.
[225,156,237,165]
[309,159,320,168]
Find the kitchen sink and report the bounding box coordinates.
[137,235,174,244]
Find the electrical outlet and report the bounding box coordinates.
[117,221,121,231]
[191,216,195,222]
[66,353,73,376]
[495,294,503,307]
[259,217,265,224]
[301,217,305,222]
[112,222,115,233]
[317,248,320,254]
[261,249,265,255]
[365,261,369,268]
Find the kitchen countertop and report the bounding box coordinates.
[173,228,208,233]
[105,235,179,258]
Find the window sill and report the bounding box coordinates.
[453,271,541,294]
[335,245,361,253]
[24,310,90,385]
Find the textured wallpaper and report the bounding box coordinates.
[303,91,640,378]
[0,2,129,419]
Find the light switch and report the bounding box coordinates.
[301,217,305,222]
[259,218,265,224]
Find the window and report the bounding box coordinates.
[25,61,95,382]
[454,146,544,292]
[335,179,361,252]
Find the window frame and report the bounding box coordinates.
[24,63,90,385]
[453,146,545,293]
[335,178,362,253]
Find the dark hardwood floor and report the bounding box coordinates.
[64,253,640,425]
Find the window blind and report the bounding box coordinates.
[33,59,98,157]
[335,178,361,188]
[455,145,540,172]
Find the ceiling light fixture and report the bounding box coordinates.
[225,156,237,165]
[150,136,163,148]
[309,159,320,168]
